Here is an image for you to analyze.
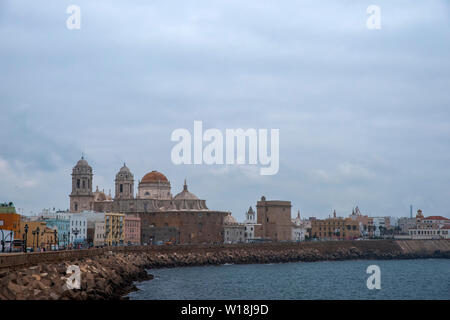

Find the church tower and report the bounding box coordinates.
[115,163,134,199]
[245,206,256,222]
[69,156,94,212]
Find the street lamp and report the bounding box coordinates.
[24,224,29,253]
[54,229,58,250]
[35,227,40,251]
[32,230,36,251]
[0,230,5,253]
[73,228,80,249]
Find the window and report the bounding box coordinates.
[120,184,123,193]
[77,179,80,188]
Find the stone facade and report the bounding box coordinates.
[254,196,292,241]
[69,157,94,212]
[310,213,360,240]
[68,158,229,244]
[93,222,105,247]
[141,226,179,244]
[223,214,245,244]
[124,215,141,245]
[112,179,228,244]
[115,164,134,200]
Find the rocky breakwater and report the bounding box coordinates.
[0,251,153,300]
[1,240,449,300]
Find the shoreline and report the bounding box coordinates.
[0,239,449,300]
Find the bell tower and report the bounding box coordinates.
[69,156,94,212]
[115,163,134,200]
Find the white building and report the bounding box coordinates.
[223,214,245,244]
[291,211,308,241]
[69,213,87,244]
[93,222,105,246]
[0,229,14,252]
[421,215,450,227]
[243,206,260,242]
[398,217,417,234]
[409,225,450,239]
[408,213,450,239]
[372,217,386,237]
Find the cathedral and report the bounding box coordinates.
[69,157,229,244]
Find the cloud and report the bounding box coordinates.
[1,0,450,220]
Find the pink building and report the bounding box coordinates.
[124,215,141,245]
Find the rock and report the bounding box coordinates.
[49,292,60,300]
[32,274,41,281]
[7,282,25,296]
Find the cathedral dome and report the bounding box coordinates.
[116,163,134,180]
[119,165,131,173]
[74,156,91,168]
[141,171,169,183]
[72,156,92,175]
[223,214,237,225]
[174,180,199,200]
[94,191,107,202]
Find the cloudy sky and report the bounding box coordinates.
[1,0,449,220]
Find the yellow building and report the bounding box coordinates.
[40,227,58,250]
[105,213,125,246]
[0,203,21,234]
[17,220,53,251]
[311,212,360,240]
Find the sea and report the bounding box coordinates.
[127,259,450,300]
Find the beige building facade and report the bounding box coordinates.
[254,197,292,241]
[68,157,229,244]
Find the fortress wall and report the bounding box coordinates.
[1,239,449,270]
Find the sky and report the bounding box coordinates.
[0,0,449,221]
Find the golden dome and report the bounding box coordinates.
[141,171,169,183]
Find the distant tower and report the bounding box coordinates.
[416,209,424,221]
[410,205,413,218]
[115,163,134,200]
[69,156,94,212]
[255,196,292,241]
[246,206,256,222]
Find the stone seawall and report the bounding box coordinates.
[0,240,449,300]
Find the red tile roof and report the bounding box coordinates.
[424,216,449,221]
